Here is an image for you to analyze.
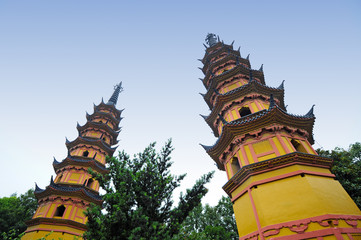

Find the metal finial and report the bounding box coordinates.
[107,82,123,105]
[259,64,263,72]
[205,33,218,47]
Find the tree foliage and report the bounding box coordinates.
[0,189,37,240]
[175,196,238,240]
[317,142,361,208]
[84,140,214,240]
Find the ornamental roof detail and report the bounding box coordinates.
[201,102,316,169]
[222,152,333,196]
[86,111,122,129]
[202,81,286,135]
[201,50,250,75]
[65,136,117,156]
[34,176,103,204]
[202,64,265,91]
[53,155,109,174]
[77,121,120,145]
[25,218,87,232]
[94,101,124,120]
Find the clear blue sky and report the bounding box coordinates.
[0,1,360,205]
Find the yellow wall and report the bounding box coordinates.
[221,96,271,125]
[231,164,361,237]
[233,190,259,236]
[33,198,88,224]
[70,146,106,164]
[22,224,84,240]
[225,130,317,178]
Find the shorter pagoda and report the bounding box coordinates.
[22,83,124,240]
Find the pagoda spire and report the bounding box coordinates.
[205,33,218,47]
[107,82,123,105]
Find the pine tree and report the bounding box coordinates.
[84,139,213,240]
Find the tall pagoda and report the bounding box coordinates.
[22,83,124,240]
[200,34,361,240]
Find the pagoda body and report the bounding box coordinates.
[22,84,123,240]
[200,34,361,240]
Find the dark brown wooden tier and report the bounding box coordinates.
[203,80,285,137]
[202,104,315,170]
[222,152,333,196]
[53,156,109,175]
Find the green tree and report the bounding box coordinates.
[175,196,238,240]
[84,140,214,240]
[0,189,37,240]
[317,142,361,208]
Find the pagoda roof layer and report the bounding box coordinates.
[202,104,315,170]
[53,155,109,175]
[34,178,103,204]
[25,217,87,232]
[222,152,333,196]
[203,73,275,110]
[203,64,265,91]
[86,111,122,129]
[202,41,234,62]
[94,99,124,120]
[202,49,249,74]
[66,136,117,156]
[77,121,120,145]
[203,80,285,136]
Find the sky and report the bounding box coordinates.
[0,1,360,206]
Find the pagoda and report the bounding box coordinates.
[200,34,361,240]
[22,83,124,240]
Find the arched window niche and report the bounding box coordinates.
[290,139,308,153]
[82,150,89,157]
[54,205,66,218]
[231,157,241,176]
[239,106,252,118]
[86,178,95,189]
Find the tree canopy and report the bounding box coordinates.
[84,140,214,240]
[0,189,37,240]
[317,142,361,208]
[175,195,238,240]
